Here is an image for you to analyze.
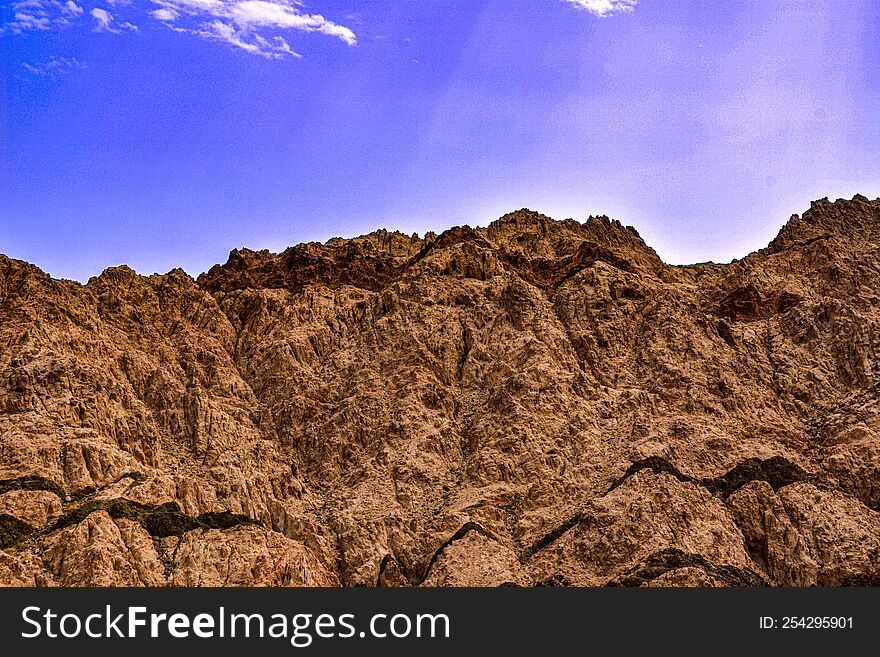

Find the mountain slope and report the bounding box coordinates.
[2,195,879,587]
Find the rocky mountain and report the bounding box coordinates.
[2,195,879,587]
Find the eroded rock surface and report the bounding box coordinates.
[1,196,879,586]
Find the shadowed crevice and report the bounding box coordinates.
[500,240,637,292]
[607,455,818,499]
[535,573,573,587]
[5,499,260,549]
[521,512,590,561]
[375,553,395,587]
[604,547,767,587]
[703,457,818,497]
[0,472,147,502]
[606,456,699,494]
[407,226,493,267]
[198,223,642,298]
[0,514,35,549]
[374,552,413,588]
[0,476,67,499]
[45,499,259,539]
[837,573,880,586]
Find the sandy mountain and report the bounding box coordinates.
[2,195,879,587]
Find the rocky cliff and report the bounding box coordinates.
[2,195,879,587]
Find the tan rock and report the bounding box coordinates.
[41,511,166,586]
[421,528,529,586]
[1,196,880,586]
[0,551,42,587]
[527,472,755,586]
[727,481,818,586]
[777,483,880,585]
[0,490,62,527]
[168,526,338,586]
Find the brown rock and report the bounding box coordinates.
[41,511,166,586]
[421,527,528,587]
[1,196,880,586]
[168,526,338,586]
[0,490,62,527]
[727,481,818,586]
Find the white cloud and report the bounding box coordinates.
[195,18,301,58]
[5,0,79,33]
[3,1,356,58]
[90,7,113,30]
[158,0,224,10]
[198,19,260,53]
[21,55,86,75]
[563,0,638,17]
[90,6,137,32]
[227,1,357,45]
[150,7,179,20]
[153,0,357,53]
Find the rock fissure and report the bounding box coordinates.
[604,548,768,587]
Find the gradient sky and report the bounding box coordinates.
[1,0,878,281]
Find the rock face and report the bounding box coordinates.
[1,196,879,587]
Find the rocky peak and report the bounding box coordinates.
[481,209,577,258]
[767,195,880,253]
[413,225,492,256]
[325,228,427,261]
[199,209,667,295]
[479,208,663,274]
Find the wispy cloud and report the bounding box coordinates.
[563,0,638,17]
[152,0,356,57]
[149,7,178,20]
[21,55,87,75]
[4,0,84,33]
[195,17,301,58]
[90,7,137,31]
[2,1,357,58]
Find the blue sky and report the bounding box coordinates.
[1,0,878,281]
